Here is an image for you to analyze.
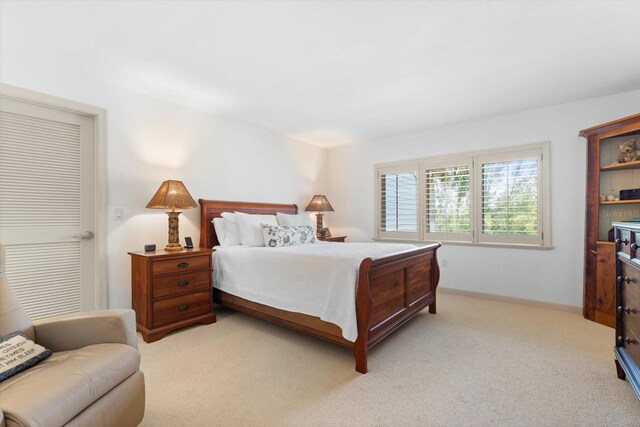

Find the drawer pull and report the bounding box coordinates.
[618,336,635,345]
[617,306,632,315]
[616,238,629,246]
[177,262,189,268]
[178,304,190,311]
[617,276,632,285]
[632,243,638,251]
[177,280,189,287]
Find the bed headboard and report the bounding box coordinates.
[199,199,298,248]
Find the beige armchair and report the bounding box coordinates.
[0,246,145,427]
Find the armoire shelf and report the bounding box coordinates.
[600,200,640,205]
[600,160,640,171]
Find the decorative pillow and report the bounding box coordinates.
[0,331,52,382]
[276,212,315,230]
[261,224,317,247]
[220,212,241,246]
[234,212,278,247]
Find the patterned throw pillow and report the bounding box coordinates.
[260,224,316,247]
[0,331,52,382]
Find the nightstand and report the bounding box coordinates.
[128,247,215,342]
[319,236,347,242]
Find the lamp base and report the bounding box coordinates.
[315,213,324,238]
[166,211,184,251]
[164,243,184,252]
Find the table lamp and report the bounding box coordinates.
[146,180,197,251]
[305,194,334,237]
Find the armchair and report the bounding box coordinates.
[0,246,145,427]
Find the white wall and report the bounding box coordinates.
[0,75,327,309]
[327,90,640,307]
[105,91,327,308]
[2,36,638,310]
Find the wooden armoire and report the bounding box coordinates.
[581,114,640,327]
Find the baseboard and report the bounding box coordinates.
[438,287,581,314]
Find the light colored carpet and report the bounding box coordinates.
[138,293,640,426]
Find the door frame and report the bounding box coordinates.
[0,83,108,309]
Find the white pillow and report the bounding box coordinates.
[276,212,315,229]
[234,211,278,247]
[212,218,226,246]
[220,212,241,246]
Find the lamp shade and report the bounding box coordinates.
[305,195,334,212]
[146,180,197,210]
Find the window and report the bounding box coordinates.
[424,160,473,242]
[374,144,549,247]
[377,165,419,240]
[479,150,541,245]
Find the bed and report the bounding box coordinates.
[199,199,441,373]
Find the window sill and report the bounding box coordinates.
[372,238,553,250]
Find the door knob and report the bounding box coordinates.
[73,231,94,240]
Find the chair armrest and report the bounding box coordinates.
[33,309,138,352]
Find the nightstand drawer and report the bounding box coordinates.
[152,255,210,276]
[152,291,212,328]
[153,270,211,299]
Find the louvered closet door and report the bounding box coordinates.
[0,97,96,320]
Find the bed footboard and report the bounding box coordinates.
[354,243,441,373]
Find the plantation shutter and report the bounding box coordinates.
[477,149,542,245]
[423,158,473,242]
[375,144,549,246]
[377,165,419,240]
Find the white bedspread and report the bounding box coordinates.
[213,242,417,342]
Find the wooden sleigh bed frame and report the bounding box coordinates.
[199,199,441,373]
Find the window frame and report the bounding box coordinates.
[375,164,420,241]
[374,142,551,248]
[422,157,474,243]
[475,148,543,246]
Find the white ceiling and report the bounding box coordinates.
[1,1,639,147]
